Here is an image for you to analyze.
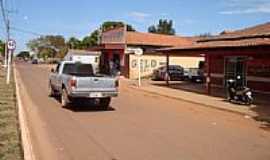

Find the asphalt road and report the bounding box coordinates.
[16,63,270,160]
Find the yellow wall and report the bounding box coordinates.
[129,54,204,79]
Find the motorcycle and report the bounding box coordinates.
[227,78,253,105]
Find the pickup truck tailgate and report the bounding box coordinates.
[75,77,117,92]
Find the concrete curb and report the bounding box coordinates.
[130,85,256,117]
[14,64,36,160]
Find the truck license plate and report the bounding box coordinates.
[89,92,102,98]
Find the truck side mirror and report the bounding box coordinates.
[51,68,55,73]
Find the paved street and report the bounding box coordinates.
[16,62,270,160]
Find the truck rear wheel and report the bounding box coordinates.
[61,88,71,108]
[99,98,111,110]
[49,84,56,97]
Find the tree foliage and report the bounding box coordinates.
[16,51,30,59]
[27,21,137,58]
[148,19,176,35]
[27,35,68,59]
[67,21,136,50]
[0,40,5,57]
[67,30,99,50]
[67,37,81,49]
[81,29,99,48]
[101,21,135,32]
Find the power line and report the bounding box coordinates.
[0,0,9,69]
[11,27,43,36]
[0,0,8,29]
[0,0,12,84]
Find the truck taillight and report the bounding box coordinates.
[69,79,77,88]
[115,80,119,87]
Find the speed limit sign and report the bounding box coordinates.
[7,39,16,50]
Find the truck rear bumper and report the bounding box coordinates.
[69,91,118,98]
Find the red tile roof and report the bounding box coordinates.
[101,27,193,47]
[199,22,270,42]
[126,31,192,47]
[159,38,270,51]
[221,22,270,36]
[160,22,270,52]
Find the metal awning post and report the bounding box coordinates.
[206,54,211,95]
[166,52,170,86]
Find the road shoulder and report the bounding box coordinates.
[14,64,65,160]
[14,64,36,160]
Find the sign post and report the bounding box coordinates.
[3,39,8,67]
[134,49,143,87]
[125,47,143,87]
[6,39,16,84]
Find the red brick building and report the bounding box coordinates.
[161,22,270,94]
[98,27,195,78]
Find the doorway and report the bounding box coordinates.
[224,56,247,87]
[112,53,121,71]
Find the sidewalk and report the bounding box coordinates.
[122,78,270,119]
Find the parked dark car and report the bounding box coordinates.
[152,65,185,81]
[187,68,205,83]
[32,59,38,64]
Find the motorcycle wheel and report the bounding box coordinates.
[246,97,253,105]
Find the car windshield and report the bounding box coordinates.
[62,63,94,76]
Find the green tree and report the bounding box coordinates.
[148,19,176,35]
[101,21,136,32]
[38,47,55,59]
[81,30,100,48]
[27,35,68,59]
[79,21,136,48]
[67,37,82,49]
[16,51,30,59]
[66,21,136,50]
[0,40,5,57]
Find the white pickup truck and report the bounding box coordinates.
[49,61,119,109]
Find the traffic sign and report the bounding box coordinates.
[7,39,16,50]
[125,47,143,56]
[134,48,143,56]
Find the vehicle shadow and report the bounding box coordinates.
[69,100,116,112]
[52,96,116,112]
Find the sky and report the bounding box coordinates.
[0,0,270,52]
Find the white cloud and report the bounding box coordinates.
[23,16,28,20]
[129,11,151,21]
[219,0,270,15]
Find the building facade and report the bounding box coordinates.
[161,22,270,94]
[99,27,204,79]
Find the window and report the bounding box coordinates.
[63,63,94,76]
[95,57,99,63]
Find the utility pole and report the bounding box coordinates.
[4,20,10,68]
[0,0,13,84]
[0,0,9,68]
[6,37,15,84]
